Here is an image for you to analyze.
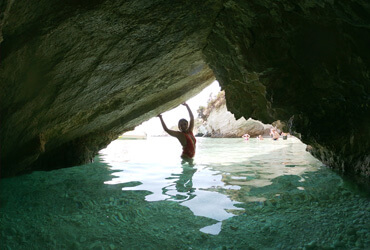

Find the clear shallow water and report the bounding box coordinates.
[1,137,369,249]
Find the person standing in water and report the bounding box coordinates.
[158,103,196,162]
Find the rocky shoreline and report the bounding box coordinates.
[195,91,272,138]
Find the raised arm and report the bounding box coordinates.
[158,114,182,138]
[182,103,194,132]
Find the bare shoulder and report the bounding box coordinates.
[175,131,187,145]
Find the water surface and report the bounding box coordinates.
[1,137,369,249]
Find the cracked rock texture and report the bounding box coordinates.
[0,0,369,180]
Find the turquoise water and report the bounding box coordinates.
[1,137,369,249]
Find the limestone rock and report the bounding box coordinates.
[0,0,219,176]
[203,0,370,180]
[0,0,369,180]
[198,104,271,138]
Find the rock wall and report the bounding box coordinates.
[203,0,370,180]
[196,91,271,137]
[0,0,369,180]
[198,104,271,138]
[0,0,219,177]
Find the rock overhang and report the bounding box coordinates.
[0,0,220,177]
[0,0,369,181]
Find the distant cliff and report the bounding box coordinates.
[195,91,271,138]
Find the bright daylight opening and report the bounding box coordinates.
[98,80,366,239]
[3,81,368,248]
[126,80,222,137]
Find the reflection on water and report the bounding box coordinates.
[101,137,322,235]
[1,137,369,249]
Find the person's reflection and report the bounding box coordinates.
[176,165,196,193]
[165,164,197,201]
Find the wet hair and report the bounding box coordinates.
[178,118,188,124]
[178,119,188,131]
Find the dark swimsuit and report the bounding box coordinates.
[181,131,196,158]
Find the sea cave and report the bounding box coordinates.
[1,1,370,249]
[1,1,369,180]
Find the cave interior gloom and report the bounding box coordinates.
[0,0,369,182]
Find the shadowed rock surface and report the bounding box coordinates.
[1,0,369,180]
[202,0,370,181]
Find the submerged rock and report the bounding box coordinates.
[0,0,369,180]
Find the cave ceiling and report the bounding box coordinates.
[0,0,369,180]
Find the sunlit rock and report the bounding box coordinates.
[197,104,271,138]
[195,91,271,137]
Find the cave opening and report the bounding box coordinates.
[91,103,368,243]
[95,78,369,239]
[2,88,369,248]
[1,0,369,247]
